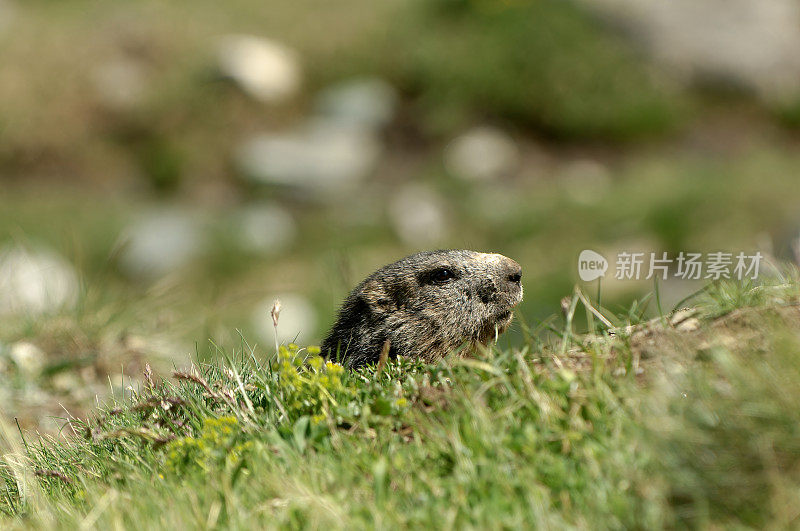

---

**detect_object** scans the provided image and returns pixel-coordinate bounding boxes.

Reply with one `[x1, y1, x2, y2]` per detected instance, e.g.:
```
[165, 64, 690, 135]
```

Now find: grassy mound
[2, 276, 800, 528]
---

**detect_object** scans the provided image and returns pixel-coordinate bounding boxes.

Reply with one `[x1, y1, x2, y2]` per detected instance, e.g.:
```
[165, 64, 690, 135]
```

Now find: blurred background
[2, 0, 800, 431]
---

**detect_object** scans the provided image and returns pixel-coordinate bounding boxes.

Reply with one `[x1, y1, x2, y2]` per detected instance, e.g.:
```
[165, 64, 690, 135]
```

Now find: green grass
[2, 277, 800, 528]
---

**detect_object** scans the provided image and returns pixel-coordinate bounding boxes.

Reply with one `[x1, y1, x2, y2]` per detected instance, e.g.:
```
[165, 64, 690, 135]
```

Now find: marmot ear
[360, 280, 396, 313]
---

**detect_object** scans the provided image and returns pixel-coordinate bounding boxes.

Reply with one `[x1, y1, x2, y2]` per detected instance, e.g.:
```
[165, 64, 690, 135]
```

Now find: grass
[2, 275, 800, 528]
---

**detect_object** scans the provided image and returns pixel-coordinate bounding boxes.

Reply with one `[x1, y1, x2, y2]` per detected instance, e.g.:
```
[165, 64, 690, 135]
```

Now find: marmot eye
[430, 267, 456, 283]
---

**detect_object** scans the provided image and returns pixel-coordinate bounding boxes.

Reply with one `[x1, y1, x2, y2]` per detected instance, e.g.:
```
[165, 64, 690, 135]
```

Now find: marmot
[321, 250, 523, 368]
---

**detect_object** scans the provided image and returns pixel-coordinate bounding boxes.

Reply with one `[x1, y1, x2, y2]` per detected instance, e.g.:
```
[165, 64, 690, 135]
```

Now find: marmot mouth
[476, 309, 514, 343]
[495, 310, 512, 322]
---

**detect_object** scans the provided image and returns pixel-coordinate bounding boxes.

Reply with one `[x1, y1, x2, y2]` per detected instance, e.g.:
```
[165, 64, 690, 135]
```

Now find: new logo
[578, 250, 608, 282]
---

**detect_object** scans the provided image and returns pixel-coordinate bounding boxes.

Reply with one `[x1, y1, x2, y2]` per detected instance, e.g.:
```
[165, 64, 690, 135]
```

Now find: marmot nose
[502, 258, 522, 286]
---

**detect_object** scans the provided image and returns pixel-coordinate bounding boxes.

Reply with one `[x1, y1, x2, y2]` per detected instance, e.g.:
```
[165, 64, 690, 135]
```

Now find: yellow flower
[325, 361, 344, 375]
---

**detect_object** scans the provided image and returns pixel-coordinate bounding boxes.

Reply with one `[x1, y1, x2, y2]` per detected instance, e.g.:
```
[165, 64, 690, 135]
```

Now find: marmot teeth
[322, 249, 523, 368]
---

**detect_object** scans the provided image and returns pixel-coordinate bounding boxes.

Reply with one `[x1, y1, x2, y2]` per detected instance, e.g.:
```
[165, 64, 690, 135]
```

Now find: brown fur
[321, 250, 523, 368]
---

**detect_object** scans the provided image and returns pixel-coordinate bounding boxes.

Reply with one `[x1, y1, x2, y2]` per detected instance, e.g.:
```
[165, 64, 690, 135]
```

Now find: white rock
[235, 203, 297, 254]
[92, 58, 147, 109]
[118, 210, 204, 279]
[252, 294, 317, 346]
[315, 78, 397, 130]
[51, 372, 81, 393]
[216, 34, 301, 102]
[444, 126, 519, 182]
[389, 184, 449, 246]
[0, 245, 79, 316]
[9, 341, 44, 377]
[559, 159, 611, 205]
[237, 119, 381, 192]
[582, 0, 800, 102]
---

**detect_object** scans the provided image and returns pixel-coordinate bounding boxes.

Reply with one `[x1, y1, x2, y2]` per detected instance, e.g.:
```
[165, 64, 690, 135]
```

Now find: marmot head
[322, 250, 523, 368]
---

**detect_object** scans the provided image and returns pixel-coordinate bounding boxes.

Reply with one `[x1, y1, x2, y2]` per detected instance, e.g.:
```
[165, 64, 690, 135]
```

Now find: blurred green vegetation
[1, 0, 800, 431]
[367, 0, 686, 138]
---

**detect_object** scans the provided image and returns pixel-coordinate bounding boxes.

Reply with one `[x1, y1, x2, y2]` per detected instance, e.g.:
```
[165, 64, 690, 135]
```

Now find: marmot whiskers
[322, 250, 523, 368]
